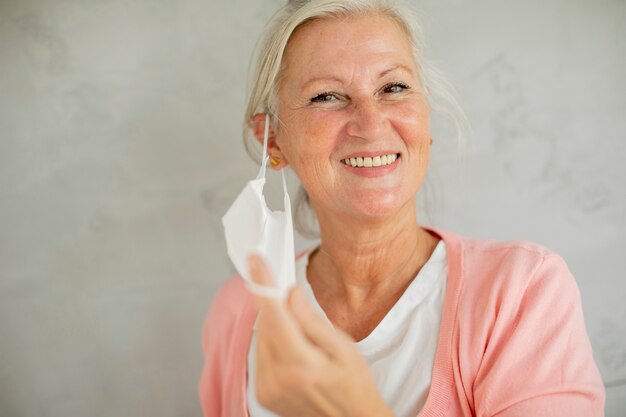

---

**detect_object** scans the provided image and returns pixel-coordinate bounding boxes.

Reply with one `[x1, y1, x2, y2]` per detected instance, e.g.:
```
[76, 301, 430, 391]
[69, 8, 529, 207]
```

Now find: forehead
[280, 13, 416, 84]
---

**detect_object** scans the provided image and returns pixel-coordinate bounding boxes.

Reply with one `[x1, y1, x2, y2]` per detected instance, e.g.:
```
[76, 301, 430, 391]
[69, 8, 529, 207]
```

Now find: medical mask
[221, 114, 296, 300]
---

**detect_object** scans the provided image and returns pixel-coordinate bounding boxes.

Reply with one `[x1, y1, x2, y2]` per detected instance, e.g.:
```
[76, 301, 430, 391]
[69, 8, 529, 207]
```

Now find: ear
[251, 113, 289, 170]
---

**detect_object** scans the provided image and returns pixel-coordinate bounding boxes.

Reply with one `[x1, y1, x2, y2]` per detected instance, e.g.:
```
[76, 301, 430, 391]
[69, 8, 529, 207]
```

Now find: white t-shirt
[247, 240, 448, 417]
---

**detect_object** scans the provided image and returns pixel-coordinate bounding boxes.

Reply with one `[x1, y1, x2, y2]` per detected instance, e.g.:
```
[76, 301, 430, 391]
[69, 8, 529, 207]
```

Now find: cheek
[398, 98, 429, 127]
[390, 101, 431, 147]
[279, 111, 343, 165]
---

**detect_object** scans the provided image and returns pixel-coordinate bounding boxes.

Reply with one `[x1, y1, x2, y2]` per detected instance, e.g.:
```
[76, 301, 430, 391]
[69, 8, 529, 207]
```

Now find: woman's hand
[248, 254, 395, 417]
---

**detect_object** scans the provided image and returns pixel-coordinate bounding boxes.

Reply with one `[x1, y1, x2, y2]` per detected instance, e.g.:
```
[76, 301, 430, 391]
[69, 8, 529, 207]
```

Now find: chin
[349, 192, 409, 219]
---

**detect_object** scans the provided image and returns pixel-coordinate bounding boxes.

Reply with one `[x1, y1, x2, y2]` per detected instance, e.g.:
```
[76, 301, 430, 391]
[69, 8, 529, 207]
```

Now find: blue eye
[382, 82, 410, 94]
[311, 92, 338, 103]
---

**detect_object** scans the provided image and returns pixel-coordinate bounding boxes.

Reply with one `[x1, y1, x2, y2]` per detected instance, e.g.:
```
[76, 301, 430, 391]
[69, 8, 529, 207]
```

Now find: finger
[247, 253, 278, 307]
[248, 254, 311, 354]
[247, 253, 273, 284]
[248, 253, 289, 321]
[287, 287, 355, 360]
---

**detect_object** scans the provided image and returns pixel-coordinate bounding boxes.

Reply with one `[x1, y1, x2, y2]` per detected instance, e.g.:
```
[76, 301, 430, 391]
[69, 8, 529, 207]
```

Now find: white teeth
[342, 153, 398, 168]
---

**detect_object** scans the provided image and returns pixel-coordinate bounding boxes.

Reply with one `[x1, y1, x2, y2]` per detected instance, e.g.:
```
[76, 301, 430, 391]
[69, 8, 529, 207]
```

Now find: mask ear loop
[246, 114, 285, 300]
[280, 168, 290, 211]
[257, 113, 290, 212]
[256, 113, 270, 180]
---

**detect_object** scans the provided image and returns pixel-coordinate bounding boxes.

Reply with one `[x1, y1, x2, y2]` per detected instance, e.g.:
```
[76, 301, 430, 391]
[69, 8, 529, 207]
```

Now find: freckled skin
[274, 13, 432, 222]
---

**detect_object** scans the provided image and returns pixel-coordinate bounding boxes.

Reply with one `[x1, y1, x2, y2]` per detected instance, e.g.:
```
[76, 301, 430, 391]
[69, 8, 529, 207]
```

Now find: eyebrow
[301, 64, 415, 89]
[379, 64, 414, 78]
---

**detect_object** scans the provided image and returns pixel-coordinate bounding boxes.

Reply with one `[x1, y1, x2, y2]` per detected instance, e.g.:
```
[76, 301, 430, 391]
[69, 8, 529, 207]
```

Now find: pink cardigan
[199, 229, 605, 416]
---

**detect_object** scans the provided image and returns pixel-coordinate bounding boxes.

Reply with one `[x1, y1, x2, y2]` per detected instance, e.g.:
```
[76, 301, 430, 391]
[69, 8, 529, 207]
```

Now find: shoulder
[209, 275, 255, 317]
[437, 229, 579, 316]
[465, 235, 572, 286]
[440, 229, 572, 288]
[455, 232, 559, 265]
[201, 275, 257, 352]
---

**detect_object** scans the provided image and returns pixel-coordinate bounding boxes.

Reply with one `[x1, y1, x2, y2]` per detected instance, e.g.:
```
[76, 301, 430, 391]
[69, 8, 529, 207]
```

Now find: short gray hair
[242, 0, 468, 237]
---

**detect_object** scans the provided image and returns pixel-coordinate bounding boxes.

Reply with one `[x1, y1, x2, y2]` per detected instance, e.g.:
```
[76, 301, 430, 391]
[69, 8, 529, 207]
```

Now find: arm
[473, 254, 605, 417]
[198, 278, 250, 417]
[198, 287, 225, 417]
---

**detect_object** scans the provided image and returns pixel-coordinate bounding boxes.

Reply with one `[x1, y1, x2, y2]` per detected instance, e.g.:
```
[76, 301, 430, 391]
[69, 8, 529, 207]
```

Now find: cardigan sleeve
[472, 254, 605, 417]
[198, 282, 229, 416]
[198, 277, 252, 417]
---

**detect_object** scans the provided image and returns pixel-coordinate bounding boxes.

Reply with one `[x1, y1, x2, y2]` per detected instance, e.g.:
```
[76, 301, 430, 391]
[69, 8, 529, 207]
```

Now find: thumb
[247, 253, 282, 310]
[247, 253, 274, 287]
[248, 254, 308, 350]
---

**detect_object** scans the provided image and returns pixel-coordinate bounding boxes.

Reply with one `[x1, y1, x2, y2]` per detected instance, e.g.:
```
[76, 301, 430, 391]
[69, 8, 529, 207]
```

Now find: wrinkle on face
[273, 12, 431, 221]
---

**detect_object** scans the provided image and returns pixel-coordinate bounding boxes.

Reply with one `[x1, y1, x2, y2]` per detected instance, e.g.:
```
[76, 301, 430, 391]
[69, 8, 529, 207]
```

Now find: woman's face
[274, 13, 431, 221]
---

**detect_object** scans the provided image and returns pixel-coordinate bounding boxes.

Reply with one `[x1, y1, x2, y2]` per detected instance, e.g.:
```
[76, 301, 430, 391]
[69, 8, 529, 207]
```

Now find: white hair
[242, 0, 468, 237]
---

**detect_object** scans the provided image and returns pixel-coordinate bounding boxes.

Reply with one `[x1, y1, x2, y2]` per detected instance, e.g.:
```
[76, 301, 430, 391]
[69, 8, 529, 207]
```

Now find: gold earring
[270, 155, 281, 166]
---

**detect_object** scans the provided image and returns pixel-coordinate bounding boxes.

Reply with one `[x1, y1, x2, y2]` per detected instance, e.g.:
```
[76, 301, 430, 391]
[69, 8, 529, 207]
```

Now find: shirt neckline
[295, 240, 446, 350]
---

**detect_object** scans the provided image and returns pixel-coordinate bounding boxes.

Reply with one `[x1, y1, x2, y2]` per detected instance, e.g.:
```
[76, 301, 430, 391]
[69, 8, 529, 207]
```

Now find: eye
[310, 92, 339, 103]
[382, 82, 410, 94]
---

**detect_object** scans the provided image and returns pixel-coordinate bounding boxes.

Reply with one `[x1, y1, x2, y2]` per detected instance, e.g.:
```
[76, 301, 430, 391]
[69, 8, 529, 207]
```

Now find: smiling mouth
[340, 153, 400, 168]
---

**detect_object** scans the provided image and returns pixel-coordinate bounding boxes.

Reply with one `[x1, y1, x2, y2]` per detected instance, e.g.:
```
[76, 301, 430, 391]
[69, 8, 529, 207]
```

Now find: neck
[307, 201, 438, 308]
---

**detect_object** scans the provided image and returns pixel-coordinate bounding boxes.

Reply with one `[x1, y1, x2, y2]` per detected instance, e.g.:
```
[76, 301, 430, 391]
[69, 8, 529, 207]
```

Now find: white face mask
[221, 114, 296, 300]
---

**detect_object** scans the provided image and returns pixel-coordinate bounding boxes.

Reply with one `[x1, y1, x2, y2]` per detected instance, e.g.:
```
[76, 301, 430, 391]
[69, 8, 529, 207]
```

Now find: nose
[345, 97, 387, 141]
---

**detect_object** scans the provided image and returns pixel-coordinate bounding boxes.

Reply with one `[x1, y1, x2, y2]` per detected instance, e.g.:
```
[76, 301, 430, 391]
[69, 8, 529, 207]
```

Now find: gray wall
[0, 0, 624, 416]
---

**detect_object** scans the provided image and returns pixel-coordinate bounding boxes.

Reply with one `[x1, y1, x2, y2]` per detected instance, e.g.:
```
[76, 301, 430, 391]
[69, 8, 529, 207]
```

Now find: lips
[340, 153, 400, 168]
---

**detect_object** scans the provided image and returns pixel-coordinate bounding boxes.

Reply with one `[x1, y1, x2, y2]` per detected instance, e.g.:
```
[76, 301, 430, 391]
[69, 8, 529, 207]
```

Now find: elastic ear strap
[262, 113, 269, 158]
[258, 113, 270, 179]
[280, 167, 289, 202]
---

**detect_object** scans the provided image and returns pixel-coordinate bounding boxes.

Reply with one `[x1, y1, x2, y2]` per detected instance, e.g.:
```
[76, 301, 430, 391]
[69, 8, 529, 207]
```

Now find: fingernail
[248, 254, 260, 272]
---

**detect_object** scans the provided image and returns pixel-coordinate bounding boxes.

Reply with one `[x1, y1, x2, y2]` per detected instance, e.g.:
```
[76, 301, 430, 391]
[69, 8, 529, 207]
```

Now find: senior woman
[199, 0, 605, 416]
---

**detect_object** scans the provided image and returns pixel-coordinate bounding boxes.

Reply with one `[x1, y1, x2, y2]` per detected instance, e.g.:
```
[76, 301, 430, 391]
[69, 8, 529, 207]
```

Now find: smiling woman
[261, 13, 432, 223]
[199, 1, 606, 417]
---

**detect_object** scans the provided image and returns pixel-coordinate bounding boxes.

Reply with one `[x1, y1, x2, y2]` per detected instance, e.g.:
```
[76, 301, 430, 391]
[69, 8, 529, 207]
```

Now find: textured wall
[0, 0, 624, 416]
